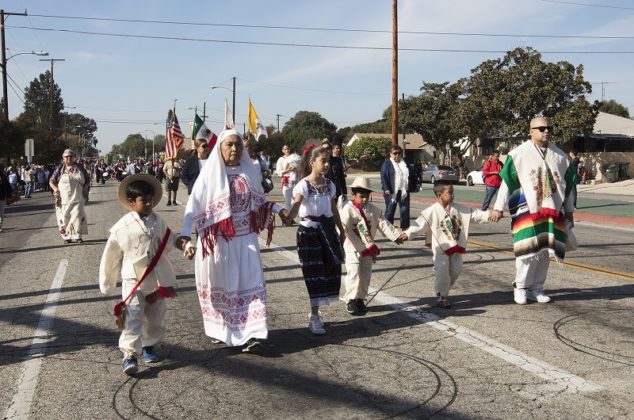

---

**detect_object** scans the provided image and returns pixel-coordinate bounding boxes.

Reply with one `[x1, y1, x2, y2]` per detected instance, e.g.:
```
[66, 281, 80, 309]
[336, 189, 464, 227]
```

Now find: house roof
[348, 133, 428, 149]
[594, 112, 634, 137]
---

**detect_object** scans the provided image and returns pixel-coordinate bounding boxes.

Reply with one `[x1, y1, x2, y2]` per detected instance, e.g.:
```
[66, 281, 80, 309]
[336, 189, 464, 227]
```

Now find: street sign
[24, 138, 35, 163]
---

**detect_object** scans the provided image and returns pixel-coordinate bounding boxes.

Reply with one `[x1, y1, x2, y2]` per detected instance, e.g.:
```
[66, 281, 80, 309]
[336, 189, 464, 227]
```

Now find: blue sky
[5, 0, 634, 153]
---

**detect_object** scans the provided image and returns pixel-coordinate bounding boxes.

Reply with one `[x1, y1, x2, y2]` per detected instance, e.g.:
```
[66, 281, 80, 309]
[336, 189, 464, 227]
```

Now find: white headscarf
[186, 129, 272, 257]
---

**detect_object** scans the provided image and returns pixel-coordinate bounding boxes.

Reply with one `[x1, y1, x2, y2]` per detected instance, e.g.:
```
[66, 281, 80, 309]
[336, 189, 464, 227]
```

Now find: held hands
[176, 235, 196, 260]
[278, 209, 291, 226]
[489, 210, 503, 223]
[395, 232, 408, 244]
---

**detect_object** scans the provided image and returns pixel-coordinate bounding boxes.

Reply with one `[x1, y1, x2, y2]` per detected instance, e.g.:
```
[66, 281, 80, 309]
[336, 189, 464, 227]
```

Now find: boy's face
[352, 190, 371, 205]
[437, 185, 454, 205]
[129, 194, 154, 217]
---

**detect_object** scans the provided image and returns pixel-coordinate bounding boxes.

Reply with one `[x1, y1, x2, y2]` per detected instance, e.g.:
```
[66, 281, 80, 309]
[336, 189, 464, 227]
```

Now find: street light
[211, 76, 236, 123]
[1, 50, 49, 120]
[144, 130, 156, 161]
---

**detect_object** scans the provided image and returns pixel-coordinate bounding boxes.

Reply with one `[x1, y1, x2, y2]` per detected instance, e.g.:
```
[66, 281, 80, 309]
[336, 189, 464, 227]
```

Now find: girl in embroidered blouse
[285, 145, 345, 335]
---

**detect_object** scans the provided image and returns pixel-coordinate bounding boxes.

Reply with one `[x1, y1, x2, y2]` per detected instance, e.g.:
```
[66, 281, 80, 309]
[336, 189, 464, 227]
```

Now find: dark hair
[126, 180, 155, 201]
[351, 187, 371, 195]
[433, 181, 452, 196]
[300, 145, 329, 178]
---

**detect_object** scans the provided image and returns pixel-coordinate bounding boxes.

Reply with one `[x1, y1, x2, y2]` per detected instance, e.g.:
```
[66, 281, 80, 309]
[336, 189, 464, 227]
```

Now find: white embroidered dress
[192, 166, 269, 346]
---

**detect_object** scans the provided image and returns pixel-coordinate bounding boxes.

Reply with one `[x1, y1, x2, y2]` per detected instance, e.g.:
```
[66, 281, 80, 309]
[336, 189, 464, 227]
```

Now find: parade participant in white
[49, 149, 90, 244]
[401, 183, 491, 308]
[339, 177, 402, 315]
[275, 145, 300, 211]
[99, 173, 192, 374]
[178, 129, 289, 353]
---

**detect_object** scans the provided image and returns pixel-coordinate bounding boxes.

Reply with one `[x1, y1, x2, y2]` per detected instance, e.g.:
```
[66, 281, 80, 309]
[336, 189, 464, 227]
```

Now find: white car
[466, 168, 484, 186]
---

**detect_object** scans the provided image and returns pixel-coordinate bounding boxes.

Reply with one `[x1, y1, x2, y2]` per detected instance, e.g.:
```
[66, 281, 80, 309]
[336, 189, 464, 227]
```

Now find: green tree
[21, 71, 64, 136]
[345, 136, 391, 170]
[473, 47, 598, 144]
[599, 99, 629, 118]
[281, 111, 337, 151]
[118, 133, 146, 159]
[398, 83, 461, 149]
[0, 120, 25, 164]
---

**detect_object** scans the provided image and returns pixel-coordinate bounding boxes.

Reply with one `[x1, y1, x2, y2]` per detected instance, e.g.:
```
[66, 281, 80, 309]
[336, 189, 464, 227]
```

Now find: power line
[240, 77, 387, 96]
[9, 25, 634, 54]
[25, 13, 634, 40]
[538, 0, 634, 10]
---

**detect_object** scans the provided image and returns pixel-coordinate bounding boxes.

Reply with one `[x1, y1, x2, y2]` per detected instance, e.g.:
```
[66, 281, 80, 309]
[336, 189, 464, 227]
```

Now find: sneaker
[436, 296, 451, 308]
[142, 346, 162, 363]
[513, 288, 528, 305]
[122, 355, 138, 375]
[356, 299, 367, 313]
[308, 314, 326, 335]
[166, 201, 172, 206]
[527, 288, 551, 303]
[242, 338, 263, 354]
[346, 300, 359, 315]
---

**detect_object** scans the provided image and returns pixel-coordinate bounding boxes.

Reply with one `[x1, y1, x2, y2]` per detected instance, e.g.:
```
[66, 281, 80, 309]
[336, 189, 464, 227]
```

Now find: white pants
[514, 249, 550, 290]
[119, 289, 166, 358]
[282, 185, 294, 211]
[343, 253, 373, 301]
[433, 252, 463, 297]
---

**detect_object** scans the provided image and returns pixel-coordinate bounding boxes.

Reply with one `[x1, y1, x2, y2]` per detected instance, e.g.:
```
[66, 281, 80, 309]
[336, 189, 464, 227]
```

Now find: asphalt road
[1, 181, 633, 419]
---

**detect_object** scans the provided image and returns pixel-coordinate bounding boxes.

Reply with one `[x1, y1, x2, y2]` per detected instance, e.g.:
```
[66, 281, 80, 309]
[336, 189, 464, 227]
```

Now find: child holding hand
[99, 174, 195, 375]
[339, 177, 403, 315]
[399, 182, 492, 308]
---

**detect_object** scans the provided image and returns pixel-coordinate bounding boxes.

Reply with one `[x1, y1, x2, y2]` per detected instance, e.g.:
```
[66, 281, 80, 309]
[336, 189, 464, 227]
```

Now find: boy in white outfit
[400, 182, 491, 308]
[340, 177, 403, 315]
[99, 173, 195, 375]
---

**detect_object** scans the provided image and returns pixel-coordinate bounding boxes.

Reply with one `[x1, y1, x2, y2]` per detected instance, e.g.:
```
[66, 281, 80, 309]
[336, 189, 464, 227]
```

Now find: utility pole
[202, 101, 207, 122]
[40, 58, 65, 135]
[1, 9, 28, 121]
[391, 0, 398, 146]
[232, 76, 236, 124]
[276, 114, 281, 132]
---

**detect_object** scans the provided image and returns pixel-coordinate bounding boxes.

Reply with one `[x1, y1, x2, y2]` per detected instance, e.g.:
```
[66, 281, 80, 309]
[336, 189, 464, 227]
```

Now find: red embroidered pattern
[197, 284, 267, 331]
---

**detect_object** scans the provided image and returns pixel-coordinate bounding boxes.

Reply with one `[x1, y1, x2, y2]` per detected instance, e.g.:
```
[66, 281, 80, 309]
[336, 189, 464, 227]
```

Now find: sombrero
[117, 173, 163, 209]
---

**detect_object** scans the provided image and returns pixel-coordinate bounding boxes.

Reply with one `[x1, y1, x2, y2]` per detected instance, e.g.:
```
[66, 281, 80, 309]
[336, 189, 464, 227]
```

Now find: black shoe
[166, 201, 172, 206]
[346, 300, 359, 314]
[242, 339, 262, 354]
[356, 299, 368, 313]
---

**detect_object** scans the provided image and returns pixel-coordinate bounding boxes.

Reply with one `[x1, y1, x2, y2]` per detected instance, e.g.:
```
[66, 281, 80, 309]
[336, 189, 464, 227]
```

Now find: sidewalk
[346, 172, 634, 227]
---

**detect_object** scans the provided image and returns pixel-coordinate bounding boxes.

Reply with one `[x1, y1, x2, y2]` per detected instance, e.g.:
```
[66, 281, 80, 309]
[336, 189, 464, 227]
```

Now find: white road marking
[262, 239, 602, 394]
[5, 259, 69, 420]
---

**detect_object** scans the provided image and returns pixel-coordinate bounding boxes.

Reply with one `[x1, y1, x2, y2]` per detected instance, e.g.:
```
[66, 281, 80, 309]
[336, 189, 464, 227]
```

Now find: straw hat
[117, 173, 163, 209]
[350, 177, 373, 192]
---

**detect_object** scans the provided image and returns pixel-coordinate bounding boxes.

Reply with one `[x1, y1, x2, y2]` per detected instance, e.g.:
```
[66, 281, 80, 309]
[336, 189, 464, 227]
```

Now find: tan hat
[350, 177, 373, 192]
[118, 173, 163, 209]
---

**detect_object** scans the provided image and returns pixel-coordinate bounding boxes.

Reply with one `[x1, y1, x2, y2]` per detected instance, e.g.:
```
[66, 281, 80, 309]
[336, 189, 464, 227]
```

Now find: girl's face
[129, 194, 154, 218]
[437, 186, 454, 206]
[310, 152, 330, 176]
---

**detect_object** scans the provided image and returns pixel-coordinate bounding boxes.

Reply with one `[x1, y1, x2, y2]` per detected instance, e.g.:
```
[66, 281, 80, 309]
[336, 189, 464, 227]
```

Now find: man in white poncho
[177, 129, 289, 353]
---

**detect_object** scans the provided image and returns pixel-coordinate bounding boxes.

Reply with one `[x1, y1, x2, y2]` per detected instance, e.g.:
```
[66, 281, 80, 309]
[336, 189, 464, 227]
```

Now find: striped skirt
[296, 224, 342, 306]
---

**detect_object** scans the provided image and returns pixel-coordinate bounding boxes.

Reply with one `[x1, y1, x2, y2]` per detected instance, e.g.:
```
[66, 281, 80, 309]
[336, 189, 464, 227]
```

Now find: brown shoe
[436, 296, 451, 309]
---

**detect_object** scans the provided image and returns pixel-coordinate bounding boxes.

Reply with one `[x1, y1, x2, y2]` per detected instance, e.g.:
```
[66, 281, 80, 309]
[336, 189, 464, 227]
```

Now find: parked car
[421, 164, 459, 184]
[466, 168, 485, 186]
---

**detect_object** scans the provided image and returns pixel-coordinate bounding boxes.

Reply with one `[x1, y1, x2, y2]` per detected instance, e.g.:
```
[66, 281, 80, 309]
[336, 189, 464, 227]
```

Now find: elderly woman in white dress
[49, 149, 90, 244]
[177, 129, 289, 354]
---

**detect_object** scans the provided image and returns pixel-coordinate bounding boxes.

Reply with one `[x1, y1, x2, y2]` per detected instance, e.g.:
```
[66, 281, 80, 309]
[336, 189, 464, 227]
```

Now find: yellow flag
[248, 99, 258, 133]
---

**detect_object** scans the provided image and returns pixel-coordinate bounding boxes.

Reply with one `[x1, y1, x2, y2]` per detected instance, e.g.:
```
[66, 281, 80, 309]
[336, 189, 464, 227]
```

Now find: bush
[345, 137, 391, 170]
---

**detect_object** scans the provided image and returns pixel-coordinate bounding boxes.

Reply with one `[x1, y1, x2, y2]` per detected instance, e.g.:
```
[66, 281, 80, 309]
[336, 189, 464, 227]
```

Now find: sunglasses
[391, 151, 401, 155]
[531, 126, 553, 133]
